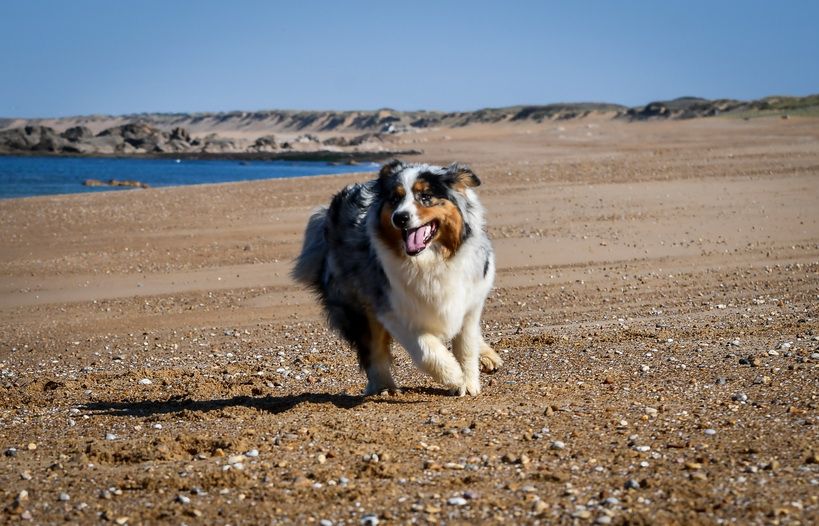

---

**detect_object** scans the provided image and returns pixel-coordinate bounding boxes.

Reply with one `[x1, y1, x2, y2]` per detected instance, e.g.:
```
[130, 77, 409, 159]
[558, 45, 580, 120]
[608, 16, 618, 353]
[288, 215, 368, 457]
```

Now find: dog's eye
[390, 193, 402, 205]
[418, 193, 433, 206]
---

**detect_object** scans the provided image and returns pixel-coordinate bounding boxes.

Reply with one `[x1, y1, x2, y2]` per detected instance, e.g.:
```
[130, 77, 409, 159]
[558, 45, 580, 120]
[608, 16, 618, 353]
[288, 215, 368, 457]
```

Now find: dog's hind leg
[380, 315, 465, 393]
[452, 309, 483, 396]
[363, 315, 398, 396]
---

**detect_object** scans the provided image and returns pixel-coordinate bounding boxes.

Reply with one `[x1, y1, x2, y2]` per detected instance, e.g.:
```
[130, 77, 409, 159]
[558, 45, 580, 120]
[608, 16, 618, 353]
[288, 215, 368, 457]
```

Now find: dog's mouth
[402, 221, 438, 256]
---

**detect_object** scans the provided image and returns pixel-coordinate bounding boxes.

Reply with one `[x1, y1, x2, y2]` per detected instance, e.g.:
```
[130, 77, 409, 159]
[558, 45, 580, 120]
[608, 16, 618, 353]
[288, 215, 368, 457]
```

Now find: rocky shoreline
[0, 123, 420, 160]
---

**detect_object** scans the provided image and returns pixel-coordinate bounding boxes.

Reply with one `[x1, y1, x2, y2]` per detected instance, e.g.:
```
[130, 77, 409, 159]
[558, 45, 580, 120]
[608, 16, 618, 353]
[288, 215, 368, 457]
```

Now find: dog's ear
[378, 159, 404, 180]
[444, 162, 480, 191]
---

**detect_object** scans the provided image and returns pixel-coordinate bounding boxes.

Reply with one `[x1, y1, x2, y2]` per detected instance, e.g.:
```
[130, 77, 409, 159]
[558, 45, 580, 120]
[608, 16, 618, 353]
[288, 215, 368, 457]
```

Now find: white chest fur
[378, 241, 492, 340]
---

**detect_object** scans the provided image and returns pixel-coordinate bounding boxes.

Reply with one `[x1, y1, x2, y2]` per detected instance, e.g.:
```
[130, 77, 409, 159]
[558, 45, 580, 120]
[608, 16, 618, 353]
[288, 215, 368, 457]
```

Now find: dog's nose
[392, 211, 410, 229]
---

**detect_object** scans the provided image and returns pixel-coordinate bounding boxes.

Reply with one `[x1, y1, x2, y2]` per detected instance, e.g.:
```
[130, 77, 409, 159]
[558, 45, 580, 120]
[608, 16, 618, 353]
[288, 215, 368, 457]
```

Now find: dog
[292, 160, 502, 396]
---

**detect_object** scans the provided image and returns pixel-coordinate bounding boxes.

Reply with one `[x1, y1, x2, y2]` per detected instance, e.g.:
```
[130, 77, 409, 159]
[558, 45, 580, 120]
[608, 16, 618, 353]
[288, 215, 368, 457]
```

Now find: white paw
[363, 379, 398, 397]
[453, 377, 481, 397]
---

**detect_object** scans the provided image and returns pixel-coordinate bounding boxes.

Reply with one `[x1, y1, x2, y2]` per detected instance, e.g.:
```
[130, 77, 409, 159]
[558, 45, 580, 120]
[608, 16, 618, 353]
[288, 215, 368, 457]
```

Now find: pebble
[317, 453, 327, 464]
[704, 429, 717, 436]
[448, 496, 468, 506]
[572, 510, 592, 519]
[634, 445, 651, 452]
[320, 521, 333, 526]
[152, 423, 162, 430]
[26, 442, 37, 451]
[360, 514, 379, 526]
[732, 393, 748, 403]
[596, 516, 612, 524]
[5, 447, 17, 457]
[58, 492, 70, 501]
[625, 479, 641, 490]
[138, 378, 152, 385]
[640, 365, 650, 373]
[227, 454, 247, 465]
[105, 433, 117, 441]
[115, 517, 130, 525]
[603, 497, 620, 506]
[246, 449, 259, 458]
[811, 353, 819, 360]
[551, 440, 566, 450]
[20, 470, 32, 480]
[176, 494, 191, 505]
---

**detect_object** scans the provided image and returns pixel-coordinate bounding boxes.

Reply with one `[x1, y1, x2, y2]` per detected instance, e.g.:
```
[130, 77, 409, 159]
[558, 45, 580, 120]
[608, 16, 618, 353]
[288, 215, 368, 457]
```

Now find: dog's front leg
[379, 316, 464, 392]
[452, 308, 483, 396]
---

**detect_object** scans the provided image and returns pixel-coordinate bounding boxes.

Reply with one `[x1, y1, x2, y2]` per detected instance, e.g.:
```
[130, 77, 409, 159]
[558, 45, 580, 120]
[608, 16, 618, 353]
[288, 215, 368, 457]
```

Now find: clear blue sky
[1, 0, 817, 118]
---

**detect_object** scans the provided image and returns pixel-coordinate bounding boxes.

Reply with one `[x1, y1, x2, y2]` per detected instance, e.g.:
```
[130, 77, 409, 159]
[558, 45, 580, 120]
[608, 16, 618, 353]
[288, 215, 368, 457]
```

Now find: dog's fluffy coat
[293, 160, 501, 395]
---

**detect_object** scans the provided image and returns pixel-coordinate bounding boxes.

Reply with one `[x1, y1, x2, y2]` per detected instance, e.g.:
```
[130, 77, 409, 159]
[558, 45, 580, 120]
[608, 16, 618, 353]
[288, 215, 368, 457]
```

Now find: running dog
[292, 160, 502, 395]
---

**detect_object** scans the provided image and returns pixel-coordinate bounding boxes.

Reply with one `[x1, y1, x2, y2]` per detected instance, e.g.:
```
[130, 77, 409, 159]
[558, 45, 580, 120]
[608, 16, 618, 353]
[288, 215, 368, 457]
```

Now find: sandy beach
[1, 116, 818, 524]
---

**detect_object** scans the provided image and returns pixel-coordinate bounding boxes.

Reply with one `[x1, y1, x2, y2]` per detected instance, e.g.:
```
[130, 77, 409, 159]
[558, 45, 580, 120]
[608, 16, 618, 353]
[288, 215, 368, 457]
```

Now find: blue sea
[0, 156, 377, 199]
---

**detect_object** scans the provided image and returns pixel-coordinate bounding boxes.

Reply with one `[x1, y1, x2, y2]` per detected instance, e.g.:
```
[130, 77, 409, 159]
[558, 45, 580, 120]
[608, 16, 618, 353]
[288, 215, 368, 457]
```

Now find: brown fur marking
[378, 202, 404, 257]
[416, 199, 464, 258]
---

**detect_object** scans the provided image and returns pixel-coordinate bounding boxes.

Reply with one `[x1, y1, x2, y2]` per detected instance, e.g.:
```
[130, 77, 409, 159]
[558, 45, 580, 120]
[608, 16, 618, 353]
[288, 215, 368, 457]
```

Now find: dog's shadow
[81, 389, 440, 418]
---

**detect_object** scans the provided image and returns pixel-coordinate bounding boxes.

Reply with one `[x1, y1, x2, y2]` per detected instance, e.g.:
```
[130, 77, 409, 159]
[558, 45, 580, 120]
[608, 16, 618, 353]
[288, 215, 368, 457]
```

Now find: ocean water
[0, 156, 377, 199]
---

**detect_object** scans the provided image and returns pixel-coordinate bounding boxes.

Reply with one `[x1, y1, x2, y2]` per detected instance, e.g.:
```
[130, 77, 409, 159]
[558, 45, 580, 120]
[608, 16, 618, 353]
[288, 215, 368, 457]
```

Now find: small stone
[544, 405, 555, 416]
[634, 445, 651, 452]
[685, 462, 703, 470]
[152, 423, 162, 430]
[138, 378, 152, 385]
[640, 365, 650, 373]
[596, 516, 612, 525]
[17, 490, 29, 502]
[5, 447, 17, 457]
[176, 494, 191, 505]
[704, 429, 717, 436]
[317, 453, 327, 464]
[811, 352, 819, 360]
[572, 509, 592, 519]
[690, 471, 708, 481]
[20, 470, 32, 480]
[532, 500, 548, 514]
[360, 514, 379, 526]
[551, 440, 566, 450]
[20, 511, 32, 521]
[448, 496, 468, 506]
[227, 454, 247, 465]
[625, 479, 641, 490]
[731, 393, 748, 403]
[26, 443, 37, 451]
[320, 521, 333, 526]
[105, 433, 117, 441]
[114, 518, 129, 525]
[58, 492, 70, 501]
[246, 449, 259, 458]
[644, 407, 658, 417]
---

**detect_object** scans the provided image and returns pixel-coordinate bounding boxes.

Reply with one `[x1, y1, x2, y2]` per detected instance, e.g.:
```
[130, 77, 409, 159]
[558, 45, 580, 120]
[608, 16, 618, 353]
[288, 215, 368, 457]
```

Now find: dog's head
[376, 160, 481, 258]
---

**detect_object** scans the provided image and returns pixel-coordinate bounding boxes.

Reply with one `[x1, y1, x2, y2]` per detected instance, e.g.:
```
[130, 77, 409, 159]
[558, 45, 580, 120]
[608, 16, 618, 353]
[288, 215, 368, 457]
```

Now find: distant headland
[1, 94, 816, 160]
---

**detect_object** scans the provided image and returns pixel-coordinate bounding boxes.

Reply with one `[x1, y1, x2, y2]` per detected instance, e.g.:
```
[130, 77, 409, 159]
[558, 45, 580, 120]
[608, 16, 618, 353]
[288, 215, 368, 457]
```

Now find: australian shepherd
[292, 160, 502, 396]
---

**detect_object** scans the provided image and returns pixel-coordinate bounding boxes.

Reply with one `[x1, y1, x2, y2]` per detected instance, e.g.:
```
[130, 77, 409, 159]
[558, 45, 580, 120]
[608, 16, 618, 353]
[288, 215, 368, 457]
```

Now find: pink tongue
[406, 224, 430, 253]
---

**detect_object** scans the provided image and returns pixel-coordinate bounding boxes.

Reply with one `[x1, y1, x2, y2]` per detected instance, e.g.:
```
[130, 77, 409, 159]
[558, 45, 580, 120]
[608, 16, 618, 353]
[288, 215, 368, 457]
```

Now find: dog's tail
[291, 207, 329, 291]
